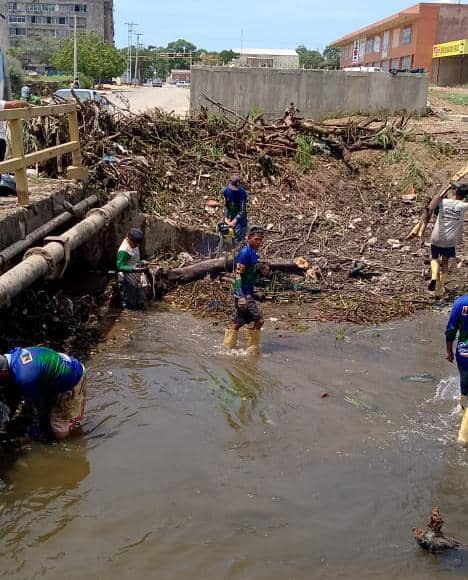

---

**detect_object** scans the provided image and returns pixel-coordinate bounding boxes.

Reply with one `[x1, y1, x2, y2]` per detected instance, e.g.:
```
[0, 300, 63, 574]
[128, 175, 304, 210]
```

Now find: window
[74, 4, 87, 12]
[58, 16, 66, 24]
[246, 57, 274, 68]
[401, 55, 413, 69]
[381, 60, 389, 72]
[392, 28, 400, 48]
[390, 58, 400, 70]
[402, 26, 412, 45]
[9, 15, 26, 23]
[365, 38, 374, 54]
[9, 27, 27, 36]
[373, 35, 381, 53]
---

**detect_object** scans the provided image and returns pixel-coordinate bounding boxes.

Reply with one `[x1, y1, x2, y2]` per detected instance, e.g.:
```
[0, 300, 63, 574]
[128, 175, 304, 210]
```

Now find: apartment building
[7, 0, 114, 46]
[0, 1, 9, 51]
[330, 2, 468, 76]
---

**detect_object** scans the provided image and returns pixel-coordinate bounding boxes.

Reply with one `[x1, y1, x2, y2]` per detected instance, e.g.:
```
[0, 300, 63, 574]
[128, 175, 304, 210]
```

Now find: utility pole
[125, 22, 137, 84]
[73, 14, 78, 80]
[134, 32, 143, 86]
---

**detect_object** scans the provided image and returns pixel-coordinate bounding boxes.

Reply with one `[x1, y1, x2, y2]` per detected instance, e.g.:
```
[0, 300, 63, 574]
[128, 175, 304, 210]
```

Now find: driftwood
[162, 257, 309, 284]
[413, 507, 466, 553]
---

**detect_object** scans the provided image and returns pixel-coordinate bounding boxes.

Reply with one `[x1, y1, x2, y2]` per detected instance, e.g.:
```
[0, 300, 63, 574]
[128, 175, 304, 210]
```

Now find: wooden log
[164, 257, 309, 284]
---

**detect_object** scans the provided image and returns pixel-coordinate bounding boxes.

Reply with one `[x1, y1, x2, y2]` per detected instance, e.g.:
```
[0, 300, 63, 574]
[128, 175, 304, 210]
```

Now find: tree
[9, 37, 60, 70]
[53, 32, 127, 81]
[218, 50, 239, 65]
[323, 46, 341, 69]
[166, 39, 197, 54]
[296, 45, 323, 69]
[6, 55, 24, 96]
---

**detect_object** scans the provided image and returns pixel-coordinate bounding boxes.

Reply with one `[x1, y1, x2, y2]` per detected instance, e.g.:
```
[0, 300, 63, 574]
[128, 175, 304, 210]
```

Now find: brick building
[330, 2, 468, 75]
[6, 0, 114, 47]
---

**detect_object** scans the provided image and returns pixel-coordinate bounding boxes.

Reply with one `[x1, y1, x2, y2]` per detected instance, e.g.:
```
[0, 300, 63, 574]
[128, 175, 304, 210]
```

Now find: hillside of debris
[24, 97, 468, 325]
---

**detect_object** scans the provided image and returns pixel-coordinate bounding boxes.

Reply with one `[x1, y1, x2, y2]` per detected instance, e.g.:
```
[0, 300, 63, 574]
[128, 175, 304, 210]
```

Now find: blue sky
[114, 0, 464, 51]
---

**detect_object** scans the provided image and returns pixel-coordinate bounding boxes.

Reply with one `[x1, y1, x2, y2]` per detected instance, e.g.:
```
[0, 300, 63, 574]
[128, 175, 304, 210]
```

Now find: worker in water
[117, 228, 148, 310]
[20, 86, 42, 106]
[0, 98, 29, 162]
[0, 346, 86, 441]
[223, 176, 248, 245]
[428, 180, 468, 298]
[224, 226, 269, 355]
[445, 295, 468, 444]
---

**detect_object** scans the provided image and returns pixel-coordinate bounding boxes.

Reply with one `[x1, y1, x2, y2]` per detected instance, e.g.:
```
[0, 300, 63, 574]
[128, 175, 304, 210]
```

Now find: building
[169, 69, 191, 84]
[0, 1, 9, 51]
[432, 38, 467, 86]
[231, 48, 299, 69]
[330, 3, 468, 76]
[7, 0, 114, 47]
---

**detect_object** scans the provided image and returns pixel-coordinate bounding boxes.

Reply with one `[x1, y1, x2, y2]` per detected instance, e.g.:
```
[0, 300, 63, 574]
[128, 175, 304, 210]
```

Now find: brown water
[1, 308, 468, 580]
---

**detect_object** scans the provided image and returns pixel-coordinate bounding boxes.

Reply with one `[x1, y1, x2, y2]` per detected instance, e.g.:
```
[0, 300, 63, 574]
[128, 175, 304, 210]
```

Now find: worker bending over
[445, 295, 468, 444]
[224, 226, 269, 355]
[0, 346, 86, 441]
[223, 176, 248, 245]
[117, 228, 148, 310]
[428, 180, 468, 298]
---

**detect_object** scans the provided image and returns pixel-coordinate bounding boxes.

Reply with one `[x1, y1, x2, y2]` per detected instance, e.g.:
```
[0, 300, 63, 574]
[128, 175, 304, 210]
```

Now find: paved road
[108, 86, 190, 116]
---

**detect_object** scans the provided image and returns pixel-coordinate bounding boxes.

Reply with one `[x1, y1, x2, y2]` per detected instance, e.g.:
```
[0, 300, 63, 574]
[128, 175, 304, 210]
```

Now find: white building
[231, 48, 299, 69]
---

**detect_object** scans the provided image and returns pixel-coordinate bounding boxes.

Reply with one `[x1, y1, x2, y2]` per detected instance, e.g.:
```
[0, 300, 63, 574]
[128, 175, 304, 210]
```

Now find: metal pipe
[0, 193, 131, 307]
[0, 195, 99, 268]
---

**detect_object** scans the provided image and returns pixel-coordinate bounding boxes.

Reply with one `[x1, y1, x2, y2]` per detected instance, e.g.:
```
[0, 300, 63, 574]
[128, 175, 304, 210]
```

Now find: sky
[114, 0, 465, 51]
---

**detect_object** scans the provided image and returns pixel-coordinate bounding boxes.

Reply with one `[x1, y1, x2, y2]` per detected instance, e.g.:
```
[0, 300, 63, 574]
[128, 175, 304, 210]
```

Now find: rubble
[23, 97, 467, 326]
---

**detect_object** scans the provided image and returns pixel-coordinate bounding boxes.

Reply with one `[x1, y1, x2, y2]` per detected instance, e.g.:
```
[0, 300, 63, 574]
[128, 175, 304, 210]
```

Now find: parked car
[175, 80, 190, 87]
[152, 78, 163, 87]
[52, 88, 112, 110]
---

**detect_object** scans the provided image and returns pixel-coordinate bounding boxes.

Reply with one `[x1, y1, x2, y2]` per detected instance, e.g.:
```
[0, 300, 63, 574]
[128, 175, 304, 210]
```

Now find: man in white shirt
[429, 180, 468, 297]
[0, 99, 28, 162]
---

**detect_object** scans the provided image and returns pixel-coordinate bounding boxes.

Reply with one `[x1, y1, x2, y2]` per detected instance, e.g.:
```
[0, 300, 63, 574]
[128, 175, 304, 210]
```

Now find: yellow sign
[433, 39, 468, 59]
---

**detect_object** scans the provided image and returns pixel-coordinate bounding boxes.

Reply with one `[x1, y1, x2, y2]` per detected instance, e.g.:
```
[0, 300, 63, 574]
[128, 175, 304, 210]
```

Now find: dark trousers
[0, 139, 6, 162]
[120, 279, 145, 310]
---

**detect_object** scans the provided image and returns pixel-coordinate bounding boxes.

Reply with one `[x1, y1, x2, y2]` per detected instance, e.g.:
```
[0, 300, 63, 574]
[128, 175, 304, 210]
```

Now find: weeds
[294, 134, 318, 169]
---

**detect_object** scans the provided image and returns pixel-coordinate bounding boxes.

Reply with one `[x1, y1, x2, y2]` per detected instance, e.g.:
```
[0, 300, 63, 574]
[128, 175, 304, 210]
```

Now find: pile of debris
[23, 97, 465, 325]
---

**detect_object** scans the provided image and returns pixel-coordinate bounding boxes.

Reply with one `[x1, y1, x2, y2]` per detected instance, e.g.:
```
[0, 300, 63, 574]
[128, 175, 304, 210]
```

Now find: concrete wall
[191, 66, 428, 119]
[433, 56, 468, 87]
[437, 5, 468, 44]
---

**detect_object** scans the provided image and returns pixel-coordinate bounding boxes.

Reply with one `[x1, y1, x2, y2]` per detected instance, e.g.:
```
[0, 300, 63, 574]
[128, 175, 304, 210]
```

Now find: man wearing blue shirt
[445, 295, 468, 443]
[0, 347, 86, 441]
[223, 176, 248, 245]
[224, 226, 269, 354]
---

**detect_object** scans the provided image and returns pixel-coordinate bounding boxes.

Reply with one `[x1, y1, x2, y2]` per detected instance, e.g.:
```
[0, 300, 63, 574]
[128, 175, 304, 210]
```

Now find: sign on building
[433, 39, 467, 59]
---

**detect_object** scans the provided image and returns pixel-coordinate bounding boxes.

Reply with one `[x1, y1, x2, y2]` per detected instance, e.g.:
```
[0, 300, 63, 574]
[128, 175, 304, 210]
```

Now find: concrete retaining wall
[191, 66, 429, 119]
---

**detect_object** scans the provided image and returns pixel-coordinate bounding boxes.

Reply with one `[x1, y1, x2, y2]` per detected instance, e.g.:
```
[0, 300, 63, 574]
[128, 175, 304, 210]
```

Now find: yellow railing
[0, 103, 88, 206]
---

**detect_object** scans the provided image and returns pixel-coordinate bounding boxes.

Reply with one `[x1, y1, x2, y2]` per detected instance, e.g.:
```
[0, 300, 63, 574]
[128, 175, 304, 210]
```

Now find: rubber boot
[245, 328, 261, 356]
[224, 328, 239, 350]
[461, 395, 468, 411]
[435, 272, 447, 299]
[428, 259, 440, 292]
[458, 408, 468, 445]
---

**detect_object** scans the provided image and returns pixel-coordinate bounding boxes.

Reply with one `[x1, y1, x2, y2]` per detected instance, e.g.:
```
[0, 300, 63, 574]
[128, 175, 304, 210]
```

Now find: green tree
[218, 50, 239, 65]
[9, 37, 60, 70]
[53, 32, 127, 81]
[6, 55, 24, 96]
[166, 39, 197, 54]
[296, 45, 323, 69]
[323, 45, 341, 69]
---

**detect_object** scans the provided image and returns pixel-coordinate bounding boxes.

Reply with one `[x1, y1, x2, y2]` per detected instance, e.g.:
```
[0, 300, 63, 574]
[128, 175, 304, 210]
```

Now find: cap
[129, 228, 144, 243]
[229, 176, 240, 189]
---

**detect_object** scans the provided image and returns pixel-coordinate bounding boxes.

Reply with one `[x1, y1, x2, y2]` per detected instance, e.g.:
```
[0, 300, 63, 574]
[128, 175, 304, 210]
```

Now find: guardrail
[0, 103, 88, 206]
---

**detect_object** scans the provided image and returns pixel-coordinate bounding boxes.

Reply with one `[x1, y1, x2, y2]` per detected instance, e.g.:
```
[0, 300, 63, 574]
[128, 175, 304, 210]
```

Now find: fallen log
[163, 256, 309, 284]
[413, 507, 466, 553]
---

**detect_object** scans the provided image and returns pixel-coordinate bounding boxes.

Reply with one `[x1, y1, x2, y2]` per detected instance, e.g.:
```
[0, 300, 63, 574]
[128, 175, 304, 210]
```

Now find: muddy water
[1, 308, 468, 580]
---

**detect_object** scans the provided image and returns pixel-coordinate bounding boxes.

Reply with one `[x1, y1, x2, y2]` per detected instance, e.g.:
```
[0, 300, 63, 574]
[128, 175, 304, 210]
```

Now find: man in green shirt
[117, 228, 148, 310]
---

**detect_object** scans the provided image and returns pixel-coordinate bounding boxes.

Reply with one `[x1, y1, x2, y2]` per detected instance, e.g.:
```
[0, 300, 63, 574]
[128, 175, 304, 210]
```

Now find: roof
[232, 48, 298, 57]
[330, 2, 428, 47]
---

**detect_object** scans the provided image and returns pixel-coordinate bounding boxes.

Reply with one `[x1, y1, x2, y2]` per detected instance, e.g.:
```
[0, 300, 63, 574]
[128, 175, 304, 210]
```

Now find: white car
[175, 80, 190, 87]
[53, 88, 112, 110]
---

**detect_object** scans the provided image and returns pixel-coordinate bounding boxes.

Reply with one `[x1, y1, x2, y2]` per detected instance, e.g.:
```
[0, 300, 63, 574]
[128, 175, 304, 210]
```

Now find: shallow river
[1, 308, 468, 579]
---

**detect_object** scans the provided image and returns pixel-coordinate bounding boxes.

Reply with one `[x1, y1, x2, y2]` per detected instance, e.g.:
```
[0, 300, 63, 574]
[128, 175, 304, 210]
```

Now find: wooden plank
[8, 118, 29, 206]
[0, 103, 76, 121]
[67, 110, 83, 168]
[0, 142, 79, 172]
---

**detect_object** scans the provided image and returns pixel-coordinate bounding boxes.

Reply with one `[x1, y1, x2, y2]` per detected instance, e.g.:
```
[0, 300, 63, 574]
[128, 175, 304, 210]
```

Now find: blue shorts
[456, 347, 468, 396]
[431, 245, 456, 259]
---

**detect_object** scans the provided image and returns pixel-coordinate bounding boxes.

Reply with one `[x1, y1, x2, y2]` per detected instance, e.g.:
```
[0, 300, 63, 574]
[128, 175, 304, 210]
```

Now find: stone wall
[190, 66, 428, 119]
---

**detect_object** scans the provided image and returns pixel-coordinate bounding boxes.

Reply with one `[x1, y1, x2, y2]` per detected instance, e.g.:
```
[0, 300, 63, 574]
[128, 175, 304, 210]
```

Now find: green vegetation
[53, 32, 127, 81]
[294, 134, 318, 169]
[296, 44, 340, 70]
[5, 55, 24, 96]
[446, 92, 468, 106]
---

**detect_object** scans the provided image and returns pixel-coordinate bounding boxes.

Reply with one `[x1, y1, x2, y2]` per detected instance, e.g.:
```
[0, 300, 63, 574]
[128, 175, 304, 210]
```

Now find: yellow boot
[245, 328, 261, 356]
[224, 328, 239, 350]
[458, 408, 468, 445]
[428, 259, 440, 292]
[435, 272, 448, 299]
[461, 395, 468, 410]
